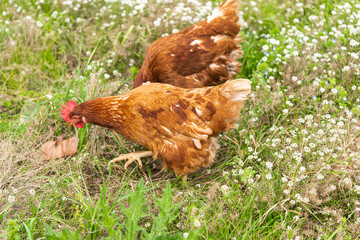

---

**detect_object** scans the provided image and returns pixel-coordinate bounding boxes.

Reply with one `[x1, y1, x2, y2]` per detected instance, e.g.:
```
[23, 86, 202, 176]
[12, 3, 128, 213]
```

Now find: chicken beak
[67, 122, 74, 127]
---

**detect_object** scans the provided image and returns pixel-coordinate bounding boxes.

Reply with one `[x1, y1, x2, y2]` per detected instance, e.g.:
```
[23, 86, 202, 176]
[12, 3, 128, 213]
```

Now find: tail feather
[205, 0, 242, 82]
[207, 0, 239, 24]
[220, 79, 251, 102]
[200, 78, 251, 133]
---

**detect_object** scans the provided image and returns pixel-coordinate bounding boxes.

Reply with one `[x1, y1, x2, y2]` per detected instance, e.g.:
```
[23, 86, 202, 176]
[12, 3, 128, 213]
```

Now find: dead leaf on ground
[40, 134, 79, 160]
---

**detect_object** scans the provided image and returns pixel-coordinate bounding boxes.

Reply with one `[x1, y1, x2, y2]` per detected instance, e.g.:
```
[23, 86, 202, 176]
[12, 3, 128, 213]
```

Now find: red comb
[60, 100, 77, 122]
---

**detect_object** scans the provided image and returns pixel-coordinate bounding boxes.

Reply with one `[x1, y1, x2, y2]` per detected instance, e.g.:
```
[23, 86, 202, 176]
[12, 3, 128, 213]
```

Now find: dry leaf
[40, 135, 79, 160]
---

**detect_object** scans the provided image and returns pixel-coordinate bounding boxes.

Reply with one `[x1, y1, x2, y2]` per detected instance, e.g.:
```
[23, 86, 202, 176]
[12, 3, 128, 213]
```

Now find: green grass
[1, 0, 360, 239]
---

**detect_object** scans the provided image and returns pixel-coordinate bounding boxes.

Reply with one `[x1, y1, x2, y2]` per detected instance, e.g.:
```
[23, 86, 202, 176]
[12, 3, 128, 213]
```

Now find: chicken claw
[109, 151, 152, 169]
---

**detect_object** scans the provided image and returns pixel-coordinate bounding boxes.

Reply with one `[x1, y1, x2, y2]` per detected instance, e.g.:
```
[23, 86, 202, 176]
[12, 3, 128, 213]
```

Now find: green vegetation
[1, 0, 360, 239]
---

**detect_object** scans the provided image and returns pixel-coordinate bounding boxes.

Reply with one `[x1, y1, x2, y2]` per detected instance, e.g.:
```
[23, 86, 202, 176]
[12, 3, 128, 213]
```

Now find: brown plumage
[61, 79, 251, 179]
[133, 0, 243, 88]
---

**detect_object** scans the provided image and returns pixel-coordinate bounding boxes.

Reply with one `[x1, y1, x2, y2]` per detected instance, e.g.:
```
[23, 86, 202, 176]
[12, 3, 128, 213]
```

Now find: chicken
[60, 79, 250, 180]
[133, 0, 242, 88]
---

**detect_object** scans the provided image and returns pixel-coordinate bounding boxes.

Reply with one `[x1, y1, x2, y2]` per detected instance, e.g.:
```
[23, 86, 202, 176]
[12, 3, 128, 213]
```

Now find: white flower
[8, 195, 15, 202]
[295, 2, 303, 8]
[355, 185, 360, 194]
[283, 109, 288, 114]
[183, 233, 189, 239]
[308, 15, 318, 22]
[262, 45, 269, 51]
[46, 94, 53, 100]
[317, 174, 324, 180]
[284, 189, 290, 195]
[29, 189, 36, 196]
[290, 143, 298, 148]
[343, 66, 350, 71]
[331, 88, 338, 94]
[343, 178, 352, 186]
[51, 11, 58, 18]
[265, 173, 272, 180]
[295, 194, 302, 200]
[291, 76, 298, 81]
[268, 38, 279, 45]
[351, 53, 359, 59]
[337, 121, 344, 127]
[282, 176, 288, 183]
[250, 1, 257, 7]
[220, 185, 230, 194]
[104, 73, 110, 79]
[265, 162, 273, 169]
[350, 39, 359, 47]
[309, 188, 317, 195]
[194, 219, 201, 228]
[36, 21, 43, 28]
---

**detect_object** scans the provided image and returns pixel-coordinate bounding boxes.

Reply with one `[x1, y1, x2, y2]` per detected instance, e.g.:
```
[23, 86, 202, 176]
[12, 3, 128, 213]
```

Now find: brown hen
[61, 79, 250, 180]
[133, 0, 243, 88]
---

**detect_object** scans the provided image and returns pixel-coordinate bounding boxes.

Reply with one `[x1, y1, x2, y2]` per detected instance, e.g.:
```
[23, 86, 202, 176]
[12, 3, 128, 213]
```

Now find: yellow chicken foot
[109, 151, 152, 169]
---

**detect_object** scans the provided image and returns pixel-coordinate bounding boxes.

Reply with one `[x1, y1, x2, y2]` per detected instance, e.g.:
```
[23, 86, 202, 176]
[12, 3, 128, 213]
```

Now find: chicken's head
[60, 101, 86, 128]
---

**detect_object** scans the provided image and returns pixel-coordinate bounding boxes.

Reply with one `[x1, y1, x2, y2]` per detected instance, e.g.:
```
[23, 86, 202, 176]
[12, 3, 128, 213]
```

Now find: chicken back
[134, 0, 243, 88]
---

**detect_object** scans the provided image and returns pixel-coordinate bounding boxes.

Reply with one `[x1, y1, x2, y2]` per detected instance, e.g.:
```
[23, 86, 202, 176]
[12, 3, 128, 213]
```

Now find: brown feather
[70, 79, 251, 177]
[133, 0, 243, 88]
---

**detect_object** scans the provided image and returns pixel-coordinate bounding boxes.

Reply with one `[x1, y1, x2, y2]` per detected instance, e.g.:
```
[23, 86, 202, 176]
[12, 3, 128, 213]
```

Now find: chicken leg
[181, 175, 187, 183]
[109, 151, 152, 169]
